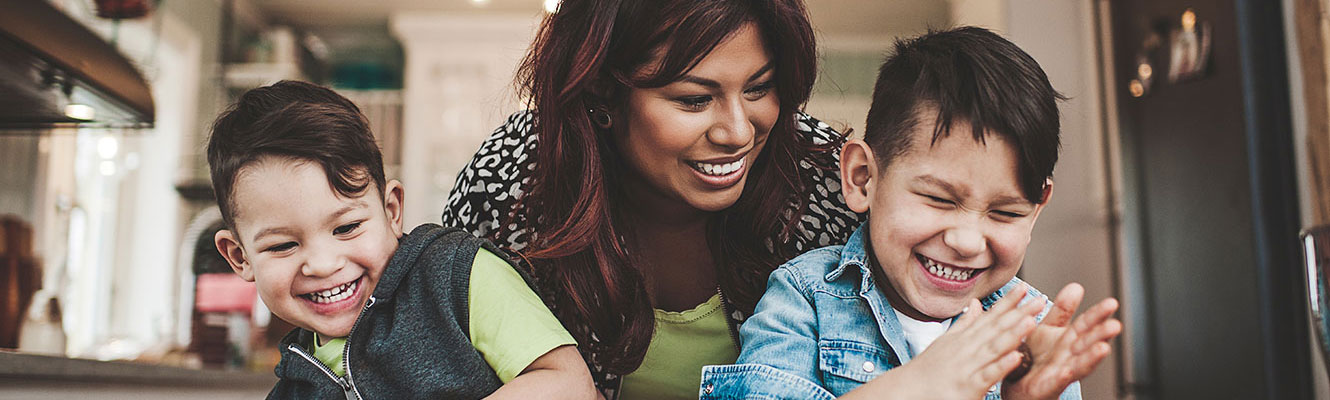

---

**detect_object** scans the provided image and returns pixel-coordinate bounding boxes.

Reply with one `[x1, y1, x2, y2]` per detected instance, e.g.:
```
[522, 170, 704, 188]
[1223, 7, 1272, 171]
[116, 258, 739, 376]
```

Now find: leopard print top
[441, 110, 863, 398]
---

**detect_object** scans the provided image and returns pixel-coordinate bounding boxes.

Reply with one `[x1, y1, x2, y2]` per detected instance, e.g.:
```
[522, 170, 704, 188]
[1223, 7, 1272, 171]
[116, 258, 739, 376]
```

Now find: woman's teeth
[692, 159, 744, 176]
[922, 256, 975, 281]
[305, 280, 358, 304]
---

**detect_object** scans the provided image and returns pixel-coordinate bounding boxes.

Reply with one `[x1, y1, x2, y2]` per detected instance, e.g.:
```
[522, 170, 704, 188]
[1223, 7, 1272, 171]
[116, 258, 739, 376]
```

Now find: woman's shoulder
[440, 110, 538, 243]
[783, 112, 863, 256]
[477, 110, 539, 156]
[793, 111, 843, 146]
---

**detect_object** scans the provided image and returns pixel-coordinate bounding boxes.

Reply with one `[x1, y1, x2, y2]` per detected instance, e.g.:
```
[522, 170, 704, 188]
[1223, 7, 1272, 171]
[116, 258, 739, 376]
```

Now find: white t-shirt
[893, 309, 952, 356]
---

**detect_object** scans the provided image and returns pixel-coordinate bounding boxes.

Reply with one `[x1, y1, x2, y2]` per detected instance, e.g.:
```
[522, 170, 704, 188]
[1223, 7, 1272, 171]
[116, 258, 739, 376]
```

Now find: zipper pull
[364, 296, 376, 309]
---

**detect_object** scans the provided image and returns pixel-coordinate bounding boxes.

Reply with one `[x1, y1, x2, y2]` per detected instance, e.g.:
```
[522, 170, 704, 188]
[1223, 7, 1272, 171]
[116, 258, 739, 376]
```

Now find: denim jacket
[699, 224, 1081, 400]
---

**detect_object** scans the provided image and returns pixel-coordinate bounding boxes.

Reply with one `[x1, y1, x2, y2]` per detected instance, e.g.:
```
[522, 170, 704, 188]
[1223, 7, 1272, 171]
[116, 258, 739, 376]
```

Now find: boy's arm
[1003, 283, 1122, 400]
[485, 345, 598, 400]
[468, 249, 597, 399]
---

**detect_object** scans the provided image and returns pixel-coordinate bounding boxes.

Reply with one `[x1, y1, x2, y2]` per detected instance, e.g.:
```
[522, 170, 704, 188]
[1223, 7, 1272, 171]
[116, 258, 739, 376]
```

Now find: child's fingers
[980, 313, 1036, 359]
[1066, 342, 1113, 379]
[1041, 283, 1085, 328]
[950, 298, 984, 332]
[1019, 294, 1046, 317]
[986, 283, 1030, 315]
[1071, 297, 1120, 337]
[1073, 318, 1122, 353]
[966, 288, 1041, 352]
[977, 351, 1025, 388]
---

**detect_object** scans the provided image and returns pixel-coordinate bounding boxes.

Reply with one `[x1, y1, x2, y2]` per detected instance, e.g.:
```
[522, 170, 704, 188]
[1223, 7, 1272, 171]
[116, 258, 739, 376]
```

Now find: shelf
[0, 350, 276, 388]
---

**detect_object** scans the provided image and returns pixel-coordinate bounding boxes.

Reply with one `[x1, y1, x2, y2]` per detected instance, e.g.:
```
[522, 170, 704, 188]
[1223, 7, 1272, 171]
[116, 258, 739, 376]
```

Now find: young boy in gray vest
[207, 80, 596, 399]
[701, 27, 1122, 400]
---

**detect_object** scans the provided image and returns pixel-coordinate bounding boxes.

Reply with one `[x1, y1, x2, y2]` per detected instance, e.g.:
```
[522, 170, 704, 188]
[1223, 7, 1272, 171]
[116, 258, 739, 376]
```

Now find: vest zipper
[286, 343, 354, 397]
[339, 295, 377, 400]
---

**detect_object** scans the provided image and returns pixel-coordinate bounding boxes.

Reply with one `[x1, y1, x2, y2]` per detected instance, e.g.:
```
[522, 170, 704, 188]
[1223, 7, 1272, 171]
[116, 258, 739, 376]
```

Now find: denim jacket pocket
[818, 339, 894, 396]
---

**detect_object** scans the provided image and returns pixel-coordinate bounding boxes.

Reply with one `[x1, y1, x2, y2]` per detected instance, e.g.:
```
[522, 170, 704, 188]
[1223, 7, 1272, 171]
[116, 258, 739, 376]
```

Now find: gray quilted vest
[266, 224, 509, 399]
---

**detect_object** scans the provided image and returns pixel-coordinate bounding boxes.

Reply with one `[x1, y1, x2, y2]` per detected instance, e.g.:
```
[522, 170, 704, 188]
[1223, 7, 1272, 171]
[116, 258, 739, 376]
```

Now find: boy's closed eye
[333, 221, 362, 236]
[265, 241, 297, 253]
[919, 193, 1031, 221]
[921, 193, 957, 207]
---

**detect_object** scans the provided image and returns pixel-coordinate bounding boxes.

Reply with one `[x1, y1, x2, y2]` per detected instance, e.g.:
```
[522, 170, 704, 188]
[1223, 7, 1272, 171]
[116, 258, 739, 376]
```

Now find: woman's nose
[708, 99, 755, 149]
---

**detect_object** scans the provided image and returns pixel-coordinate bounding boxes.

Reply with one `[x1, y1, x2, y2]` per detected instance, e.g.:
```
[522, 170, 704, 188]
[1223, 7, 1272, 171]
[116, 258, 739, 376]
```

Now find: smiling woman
[440, 0, 863, 399]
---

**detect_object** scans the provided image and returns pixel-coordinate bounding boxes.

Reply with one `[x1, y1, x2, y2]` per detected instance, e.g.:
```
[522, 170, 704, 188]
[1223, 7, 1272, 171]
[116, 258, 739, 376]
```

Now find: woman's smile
[687, 153, 748, 189]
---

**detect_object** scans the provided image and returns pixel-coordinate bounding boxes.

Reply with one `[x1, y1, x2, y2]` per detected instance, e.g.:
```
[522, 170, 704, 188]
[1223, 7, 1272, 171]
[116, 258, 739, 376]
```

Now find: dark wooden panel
[1109, 0, 1309, 398]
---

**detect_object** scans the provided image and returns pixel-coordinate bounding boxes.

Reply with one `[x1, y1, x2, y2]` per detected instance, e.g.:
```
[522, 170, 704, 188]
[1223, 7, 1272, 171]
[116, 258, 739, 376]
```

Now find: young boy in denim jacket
[207, 81, 597, 399]
[700, 27, 1122, 400]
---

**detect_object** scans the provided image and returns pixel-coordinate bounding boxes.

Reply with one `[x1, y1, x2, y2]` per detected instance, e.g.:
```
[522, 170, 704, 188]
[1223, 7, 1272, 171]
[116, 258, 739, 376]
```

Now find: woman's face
[613, 22, 780, 215]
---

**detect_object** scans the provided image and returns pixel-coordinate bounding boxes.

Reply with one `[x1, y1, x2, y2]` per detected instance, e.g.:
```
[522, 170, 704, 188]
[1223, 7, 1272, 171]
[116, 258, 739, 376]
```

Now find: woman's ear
[841, 139, 878, 214]
[215, 229, 253, 281]
[383, 179, 405, 238]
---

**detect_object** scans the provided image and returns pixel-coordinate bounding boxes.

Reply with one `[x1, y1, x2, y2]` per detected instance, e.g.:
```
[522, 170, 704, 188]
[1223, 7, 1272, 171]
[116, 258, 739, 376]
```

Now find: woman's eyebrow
[747, 62, 775, 82]
[676, 62, 776, 88]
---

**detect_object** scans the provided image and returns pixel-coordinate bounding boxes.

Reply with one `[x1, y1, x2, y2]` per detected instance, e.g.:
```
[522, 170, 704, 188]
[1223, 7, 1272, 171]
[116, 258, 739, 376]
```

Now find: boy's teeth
[922, 256, 974, 281]
[693, 159, 743, 176]
[307, 280, 358, 304]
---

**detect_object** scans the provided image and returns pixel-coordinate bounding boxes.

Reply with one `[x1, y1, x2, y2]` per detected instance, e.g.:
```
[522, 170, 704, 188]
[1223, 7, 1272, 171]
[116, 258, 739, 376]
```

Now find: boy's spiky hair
[864, 26, 1064, 203]
[206, 80, 385, 230]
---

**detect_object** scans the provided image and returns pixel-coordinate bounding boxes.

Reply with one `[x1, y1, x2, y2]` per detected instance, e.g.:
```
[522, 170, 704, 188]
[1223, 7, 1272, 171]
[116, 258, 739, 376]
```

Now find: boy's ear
[1029, 178, 1055, 222]
[383, 179, 405, 238]
[840, 139, 877, 214]
[215, 229, 254, 282]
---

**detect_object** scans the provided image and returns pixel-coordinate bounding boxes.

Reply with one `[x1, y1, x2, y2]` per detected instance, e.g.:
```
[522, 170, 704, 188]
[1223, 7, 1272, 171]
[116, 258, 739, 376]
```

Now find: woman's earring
[588, 107, 613, 130]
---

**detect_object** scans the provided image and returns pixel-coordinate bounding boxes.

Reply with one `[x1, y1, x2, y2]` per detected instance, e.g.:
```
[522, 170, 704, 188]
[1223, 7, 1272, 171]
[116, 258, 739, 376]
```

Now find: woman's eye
[334, 222, 361, 235]
[744, 82, 774, 99]
[676, 95, 712, 110]
[265, 242, 297, 253]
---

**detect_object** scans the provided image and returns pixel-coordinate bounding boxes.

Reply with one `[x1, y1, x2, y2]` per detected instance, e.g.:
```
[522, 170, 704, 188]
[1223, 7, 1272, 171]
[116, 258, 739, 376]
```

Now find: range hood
[0, 0, 154, 130]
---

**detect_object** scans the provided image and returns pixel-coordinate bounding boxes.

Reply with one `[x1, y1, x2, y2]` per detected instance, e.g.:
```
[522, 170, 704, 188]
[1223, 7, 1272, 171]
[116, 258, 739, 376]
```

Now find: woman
[442, 0, 861, 398]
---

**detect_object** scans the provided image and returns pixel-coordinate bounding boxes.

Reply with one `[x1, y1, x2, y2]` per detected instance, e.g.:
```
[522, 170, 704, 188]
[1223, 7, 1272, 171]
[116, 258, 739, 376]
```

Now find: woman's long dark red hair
[509, 0, 820, 374]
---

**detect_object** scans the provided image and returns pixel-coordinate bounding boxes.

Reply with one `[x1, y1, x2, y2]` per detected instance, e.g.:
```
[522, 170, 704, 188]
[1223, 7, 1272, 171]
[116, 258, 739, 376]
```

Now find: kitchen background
[0, 0, 1326, 399]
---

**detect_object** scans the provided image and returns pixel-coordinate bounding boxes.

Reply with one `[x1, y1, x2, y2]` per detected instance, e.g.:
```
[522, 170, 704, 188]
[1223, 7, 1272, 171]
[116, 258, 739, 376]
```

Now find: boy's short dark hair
[207, 80, 385, 230]
[864, 26, 1063, 203]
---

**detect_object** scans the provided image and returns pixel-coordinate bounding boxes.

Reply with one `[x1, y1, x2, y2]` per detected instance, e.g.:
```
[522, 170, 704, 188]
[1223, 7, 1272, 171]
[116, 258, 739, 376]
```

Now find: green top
[619, 293, 740, 400]
[311, 248, 574, 382]
[312, 333, 346, 377]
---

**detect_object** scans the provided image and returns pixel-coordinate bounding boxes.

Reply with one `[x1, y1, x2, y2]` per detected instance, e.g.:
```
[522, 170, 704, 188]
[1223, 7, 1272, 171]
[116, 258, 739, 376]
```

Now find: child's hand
[1003, 283, 1122, 400]
[887, 284, 1044, 399]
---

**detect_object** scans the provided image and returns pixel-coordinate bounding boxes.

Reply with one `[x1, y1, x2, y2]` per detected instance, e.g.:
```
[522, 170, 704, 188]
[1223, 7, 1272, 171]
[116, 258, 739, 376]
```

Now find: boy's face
[840, 116, 1051, 321]
[215, 156, 404, 339]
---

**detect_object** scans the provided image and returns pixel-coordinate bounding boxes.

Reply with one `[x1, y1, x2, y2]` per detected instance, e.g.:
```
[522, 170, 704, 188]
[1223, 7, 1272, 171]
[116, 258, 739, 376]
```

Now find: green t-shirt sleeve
[468, 248, 577, 383]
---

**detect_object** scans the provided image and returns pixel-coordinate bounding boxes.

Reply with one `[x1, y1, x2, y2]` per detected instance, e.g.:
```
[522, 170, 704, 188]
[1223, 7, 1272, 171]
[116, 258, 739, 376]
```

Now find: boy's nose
[301, 252, 346, 277]
[942, 226, 986, 259]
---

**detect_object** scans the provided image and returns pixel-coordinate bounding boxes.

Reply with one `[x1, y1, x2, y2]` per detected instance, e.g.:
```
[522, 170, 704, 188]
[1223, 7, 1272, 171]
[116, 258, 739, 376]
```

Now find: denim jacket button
[703, 383, 714, 394]
[862, 361, 875, 373]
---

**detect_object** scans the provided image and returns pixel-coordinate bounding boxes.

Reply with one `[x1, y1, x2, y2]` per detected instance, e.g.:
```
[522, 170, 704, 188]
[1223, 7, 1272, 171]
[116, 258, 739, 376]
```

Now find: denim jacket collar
[822, 223, 919, 363]
[824, 222, 874, 293]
